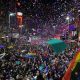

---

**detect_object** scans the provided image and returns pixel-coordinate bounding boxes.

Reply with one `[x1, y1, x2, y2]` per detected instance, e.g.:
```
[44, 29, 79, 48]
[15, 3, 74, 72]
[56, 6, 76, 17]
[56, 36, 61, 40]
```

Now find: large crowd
[0, 43, 79, 80]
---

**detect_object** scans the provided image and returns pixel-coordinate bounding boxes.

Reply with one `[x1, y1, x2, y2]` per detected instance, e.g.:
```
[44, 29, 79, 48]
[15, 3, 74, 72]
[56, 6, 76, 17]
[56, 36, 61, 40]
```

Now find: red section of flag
[62, 51, 79, 80]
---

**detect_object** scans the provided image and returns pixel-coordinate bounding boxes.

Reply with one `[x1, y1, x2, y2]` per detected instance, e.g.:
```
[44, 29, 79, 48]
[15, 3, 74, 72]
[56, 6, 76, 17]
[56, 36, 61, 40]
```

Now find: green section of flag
[47, 39, 67, 53]
[71, 62, 80, 80]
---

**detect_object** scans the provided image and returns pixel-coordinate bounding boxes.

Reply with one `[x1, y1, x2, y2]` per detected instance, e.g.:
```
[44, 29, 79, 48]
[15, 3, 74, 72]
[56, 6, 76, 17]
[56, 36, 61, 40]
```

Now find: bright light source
[66, 16, 70, 20]
[17, 12, 23, 16]
[52, 26, 55, 28]
[9, 13, 15, 16]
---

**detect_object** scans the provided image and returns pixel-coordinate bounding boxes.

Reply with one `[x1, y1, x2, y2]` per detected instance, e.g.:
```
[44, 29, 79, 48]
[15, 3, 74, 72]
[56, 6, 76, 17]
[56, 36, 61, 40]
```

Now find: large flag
[62, 50, 80, 80]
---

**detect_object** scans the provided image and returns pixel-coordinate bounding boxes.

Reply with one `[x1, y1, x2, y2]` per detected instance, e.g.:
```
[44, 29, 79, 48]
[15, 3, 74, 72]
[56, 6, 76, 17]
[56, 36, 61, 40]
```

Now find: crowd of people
[0, 43, 79, 80]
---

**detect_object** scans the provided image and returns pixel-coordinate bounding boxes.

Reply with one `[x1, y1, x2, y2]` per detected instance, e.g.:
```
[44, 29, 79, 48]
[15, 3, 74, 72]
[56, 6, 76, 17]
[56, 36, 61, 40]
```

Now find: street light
[66, 16, 70, 40]
[66, 16, 70, 27]
[9, 13, 16, 44]
[66, 16, 70, 29]
[66, 16, 70, 20]
[52, 26, 56, 34]
[9, 13, 16, 30]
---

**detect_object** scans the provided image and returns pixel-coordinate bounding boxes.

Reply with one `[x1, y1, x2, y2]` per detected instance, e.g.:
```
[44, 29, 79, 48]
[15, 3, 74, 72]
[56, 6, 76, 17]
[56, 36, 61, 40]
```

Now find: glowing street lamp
[66, 16, 70, 29]
[66, 16, 70, 40]
[66, 16, 70, 20]
[9, 13, 16, 29]
[9, 12, 16, 44]
[52, 26, 56, 34]
[9, 13, 15, 16]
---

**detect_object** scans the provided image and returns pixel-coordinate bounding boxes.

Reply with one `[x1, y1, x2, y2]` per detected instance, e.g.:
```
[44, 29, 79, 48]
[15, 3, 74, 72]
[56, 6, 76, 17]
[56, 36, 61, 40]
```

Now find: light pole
[52, 26, 56, 34]
[66, 16, 70, 28]
[9, 13, 16, 44]
[9, 13, 16, 32]
[66, 16, 70, 40]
